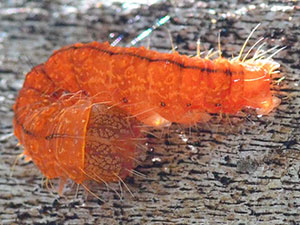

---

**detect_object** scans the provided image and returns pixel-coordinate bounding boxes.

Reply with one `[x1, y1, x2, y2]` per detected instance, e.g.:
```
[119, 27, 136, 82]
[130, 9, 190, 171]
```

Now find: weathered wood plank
[0, 0, 299, 224]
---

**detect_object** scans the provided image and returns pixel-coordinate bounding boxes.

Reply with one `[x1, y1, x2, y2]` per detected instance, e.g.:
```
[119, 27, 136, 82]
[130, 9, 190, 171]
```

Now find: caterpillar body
[44, 41, 281, 126]
[13, 33, 282, 193]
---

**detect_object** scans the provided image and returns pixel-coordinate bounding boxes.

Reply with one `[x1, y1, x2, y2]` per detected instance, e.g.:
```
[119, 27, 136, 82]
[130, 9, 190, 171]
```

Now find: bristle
[242, 37, 264, 62]
[237, 23, 261, 61]
[196, 38, 201, 58]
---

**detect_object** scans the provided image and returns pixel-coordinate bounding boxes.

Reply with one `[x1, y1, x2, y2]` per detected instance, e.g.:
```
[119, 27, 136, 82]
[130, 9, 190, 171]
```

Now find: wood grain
[0, 0, 299, 224]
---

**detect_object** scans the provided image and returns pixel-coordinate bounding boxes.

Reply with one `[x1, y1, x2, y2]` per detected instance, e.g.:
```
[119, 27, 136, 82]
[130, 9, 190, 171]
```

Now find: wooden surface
[0, 0, 300, 224]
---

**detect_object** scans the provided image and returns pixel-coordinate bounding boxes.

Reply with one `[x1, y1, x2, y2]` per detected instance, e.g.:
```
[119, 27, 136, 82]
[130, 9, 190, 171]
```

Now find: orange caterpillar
[13, 25, 283, 194]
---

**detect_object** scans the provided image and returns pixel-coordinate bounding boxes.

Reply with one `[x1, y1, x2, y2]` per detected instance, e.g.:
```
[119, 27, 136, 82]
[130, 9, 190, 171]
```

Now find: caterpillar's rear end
[13, 61, 144, 195]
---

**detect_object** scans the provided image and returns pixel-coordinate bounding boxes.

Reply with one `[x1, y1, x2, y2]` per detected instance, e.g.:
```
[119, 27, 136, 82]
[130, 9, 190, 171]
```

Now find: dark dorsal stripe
[52, 44, 244, 76]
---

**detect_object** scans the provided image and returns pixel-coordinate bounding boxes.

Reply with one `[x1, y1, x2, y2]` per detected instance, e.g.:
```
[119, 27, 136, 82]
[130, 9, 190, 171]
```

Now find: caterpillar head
[242, 59, 281, 115]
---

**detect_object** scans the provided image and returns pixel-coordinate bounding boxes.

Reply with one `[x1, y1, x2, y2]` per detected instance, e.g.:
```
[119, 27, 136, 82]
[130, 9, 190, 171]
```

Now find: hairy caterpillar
[13, 71, 143, 194]
[13, 25, 283, 195]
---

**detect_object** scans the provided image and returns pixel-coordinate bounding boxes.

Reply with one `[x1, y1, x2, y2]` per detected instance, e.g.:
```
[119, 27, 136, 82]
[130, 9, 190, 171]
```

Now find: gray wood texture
[0, 0, 299, 224]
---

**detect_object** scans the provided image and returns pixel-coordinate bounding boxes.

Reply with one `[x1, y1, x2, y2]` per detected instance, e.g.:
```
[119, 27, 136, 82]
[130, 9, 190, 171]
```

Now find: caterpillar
[13, 25, 283, 195]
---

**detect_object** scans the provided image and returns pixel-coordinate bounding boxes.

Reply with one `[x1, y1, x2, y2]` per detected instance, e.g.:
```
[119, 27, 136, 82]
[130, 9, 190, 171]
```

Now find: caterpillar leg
[256, 96, 281, 115]
[58, 177, 67, 196]
[137, 112, 171, 128]
[175, 111, 211, 125]
[22, 150, 32, 162]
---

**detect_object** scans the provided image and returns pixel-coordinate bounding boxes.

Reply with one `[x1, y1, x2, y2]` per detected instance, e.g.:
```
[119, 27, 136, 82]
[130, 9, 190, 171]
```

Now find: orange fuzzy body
[13, 63, 142, 184]
[43, 42, 279, 125]
[13, 41, 280, 185]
